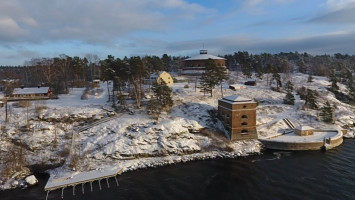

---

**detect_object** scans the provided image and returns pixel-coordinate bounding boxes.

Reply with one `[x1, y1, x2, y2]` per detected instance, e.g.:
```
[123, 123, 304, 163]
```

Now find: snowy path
[258, 91, 300, 130]
[77, 113, 122, 133]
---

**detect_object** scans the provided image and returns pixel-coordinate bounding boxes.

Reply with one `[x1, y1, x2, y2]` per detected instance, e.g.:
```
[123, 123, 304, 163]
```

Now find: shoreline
[41, 140, 262, 192]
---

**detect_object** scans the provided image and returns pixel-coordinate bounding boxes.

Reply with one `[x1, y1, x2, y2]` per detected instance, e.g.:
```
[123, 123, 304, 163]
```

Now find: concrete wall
[295, 129, 314, 136]
[260, 130, 343, 150]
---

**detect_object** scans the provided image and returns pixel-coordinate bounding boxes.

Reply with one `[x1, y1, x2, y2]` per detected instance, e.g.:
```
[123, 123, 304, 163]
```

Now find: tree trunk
[107, 81, 111, 101]
[5, 99, 8, 123]
[112, 86, 115, 108]
[131, 76, 141, 108]
[220, 80, 223, 97]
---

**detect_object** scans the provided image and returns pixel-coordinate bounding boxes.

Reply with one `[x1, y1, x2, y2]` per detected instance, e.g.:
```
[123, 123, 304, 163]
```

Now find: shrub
[35, 101, 48, 113]
[13, 100, 32, 108]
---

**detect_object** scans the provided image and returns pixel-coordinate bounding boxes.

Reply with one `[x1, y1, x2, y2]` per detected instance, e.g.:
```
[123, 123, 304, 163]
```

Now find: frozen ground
[1, 72, 354, 190]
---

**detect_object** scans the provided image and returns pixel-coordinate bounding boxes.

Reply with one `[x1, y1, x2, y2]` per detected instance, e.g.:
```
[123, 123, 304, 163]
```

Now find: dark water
[1, 139, 355, 200]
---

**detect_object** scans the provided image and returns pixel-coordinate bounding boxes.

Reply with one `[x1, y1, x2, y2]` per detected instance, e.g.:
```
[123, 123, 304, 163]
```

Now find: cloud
[164, 31, 355, 56]
[0, 17, 28, 40]
[310, 0, 355, 24]
[0, 0, 211, 45]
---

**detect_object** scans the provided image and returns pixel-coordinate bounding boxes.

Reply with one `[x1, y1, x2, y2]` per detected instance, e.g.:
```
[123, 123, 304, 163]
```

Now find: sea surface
[1, 139, 355, 200]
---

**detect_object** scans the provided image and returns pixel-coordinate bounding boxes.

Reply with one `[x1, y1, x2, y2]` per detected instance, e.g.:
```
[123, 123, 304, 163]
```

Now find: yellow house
[157, 71, 174, 86]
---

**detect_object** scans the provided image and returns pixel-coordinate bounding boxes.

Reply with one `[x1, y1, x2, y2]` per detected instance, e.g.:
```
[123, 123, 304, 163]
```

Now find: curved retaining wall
[259, 130, 343, 151]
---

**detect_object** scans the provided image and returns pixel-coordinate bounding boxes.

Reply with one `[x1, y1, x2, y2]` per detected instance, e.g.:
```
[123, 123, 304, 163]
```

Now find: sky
[1, 0, 355, 65]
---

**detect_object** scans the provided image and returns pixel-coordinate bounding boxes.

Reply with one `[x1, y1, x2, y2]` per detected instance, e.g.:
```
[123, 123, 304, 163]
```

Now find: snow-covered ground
[265, 131, 339, 143]
[1, 73, 354, 190]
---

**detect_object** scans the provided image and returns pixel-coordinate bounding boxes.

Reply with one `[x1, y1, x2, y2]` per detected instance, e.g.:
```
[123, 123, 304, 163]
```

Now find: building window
[241, 130, 248, 134]
[242, 115, 248, 119]
[226, 114, 230, 118]
[241, 122, 247, 126]
[243, 105, 247, 109]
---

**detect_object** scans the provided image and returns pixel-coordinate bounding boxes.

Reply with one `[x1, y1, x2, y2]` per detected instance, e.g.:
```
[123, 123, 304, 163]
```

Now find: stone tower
[218, 95, 258, 140]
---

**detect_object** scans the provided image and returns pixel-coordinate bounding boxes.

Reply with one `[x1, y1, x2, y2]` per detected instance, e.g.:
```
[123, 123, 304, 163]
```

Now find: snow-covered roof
[224, 95, 251, 102]
[229, 84, 246, 89]
[295, 126, 314, 131]
[185, 50, 225, 61]
[185, 54, 225, 61]
[220, 95, 253, 104]
[13, 87, 50, 95]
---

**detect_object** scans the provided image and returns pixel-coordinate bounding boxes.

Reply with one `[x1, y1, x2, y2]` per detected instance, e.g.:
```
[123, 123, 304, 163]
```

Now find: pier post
[82, 183, 85, 194]
[114, 176, 119, 187]
[106, 178, 110, 188]
[45, 191, 50, 200]
[73, 185, 75, 196]
[90, 182, 93, 192]
[61, 187, 64, 199]
[99, 179, 102, 190]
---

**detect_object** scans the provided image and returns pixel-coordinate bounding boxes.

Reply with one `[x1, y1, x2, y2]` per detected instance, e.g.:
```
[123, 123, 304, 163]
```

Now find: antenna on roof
[200, 43, 207, 54]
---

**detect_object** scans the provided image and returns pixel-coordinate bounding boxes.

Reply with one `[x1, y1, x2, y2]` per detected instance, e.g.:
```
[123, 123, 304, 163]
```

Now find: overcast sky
[1, 0, 355, 65]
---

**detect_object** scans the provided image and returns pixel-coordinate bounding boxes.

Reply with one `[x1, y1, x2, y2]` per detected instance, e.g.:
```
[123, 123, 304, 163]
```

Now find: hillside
[0, 72, 354, 190]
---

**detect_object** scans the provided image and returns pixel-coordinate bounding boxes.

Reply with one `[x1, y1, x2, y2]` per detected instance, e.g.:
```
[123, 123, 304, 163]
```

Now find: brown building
[8, 86, 53, 100]
[183, 50, 226, 76]
[218, 95, 258, 140]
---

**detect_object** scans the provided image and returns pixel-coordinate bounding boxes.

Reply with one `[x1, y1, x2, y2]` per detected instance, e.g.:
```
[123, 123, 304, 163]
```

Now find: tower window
[241, 130, 248, 134]
[242, 115, 248, 119]
[241, 122, 247, 126]
[243, 105, 247, 109]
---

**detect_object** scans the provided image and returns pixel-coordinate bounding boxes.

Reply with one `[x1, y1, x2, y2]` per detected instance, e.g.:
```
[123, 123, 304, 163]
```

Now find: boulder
[25, 175, 38, 186]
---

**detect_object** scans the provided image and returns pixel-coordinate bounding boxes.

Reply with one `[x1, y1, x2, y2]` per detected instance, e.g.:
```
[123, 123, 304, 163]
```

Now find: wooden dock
[44, 168, 123, 199]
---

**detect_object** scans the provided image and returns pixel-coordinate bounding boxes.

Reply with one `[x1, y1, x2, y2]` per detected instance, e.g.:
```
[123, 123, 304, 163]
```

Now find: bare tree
[85, 54, 100, 81]
[53, 54, 73, 94]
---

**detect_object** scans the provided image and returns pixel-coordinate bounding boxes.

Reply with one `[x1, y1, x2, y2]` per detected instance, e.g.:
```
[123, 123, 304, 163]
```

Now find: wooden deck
[44, 168, 122, 192]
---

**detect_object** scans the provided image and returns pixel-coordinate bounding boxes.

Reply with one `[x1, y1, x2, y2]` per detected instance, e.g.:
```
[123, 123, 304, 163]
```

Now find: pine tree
[320, 101, 333, 123]
[214, 64, 229, 97]
[307, 74, 313, 83]
[285, 80, 294, 93]
[148, 80, 173, 120]
[349, 85, 355, 104]
[297, 87, 318, 110]
[254, 57, 263, 80]
[283, 91, 295, 105]
[152, 80, 173, 109]
[272, 72, 282, 90]
[329, 69, 339, 92]
[199, 59, 219, 97]
[306, 88, 318, 110]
